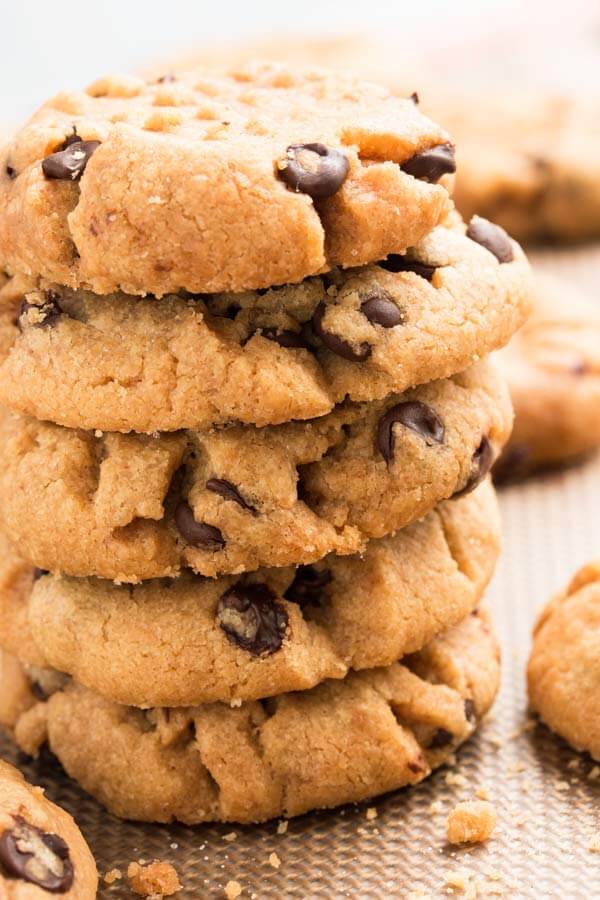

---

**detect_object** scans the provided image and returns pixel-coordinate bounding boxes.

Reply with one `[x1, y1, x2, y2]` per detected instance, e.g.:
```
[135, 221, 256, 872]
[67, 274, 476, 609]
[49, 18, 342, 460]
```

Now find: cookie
[0, 360, 512, 580]
[0, 608, 500, 824]
[528, 563, 600, 759]
[0, 218, 530, 433]
[0, 63, 457, 297]
[0, 758, 97, 898]
[0, 482, 500, 707]
[494, 274, 600, 481]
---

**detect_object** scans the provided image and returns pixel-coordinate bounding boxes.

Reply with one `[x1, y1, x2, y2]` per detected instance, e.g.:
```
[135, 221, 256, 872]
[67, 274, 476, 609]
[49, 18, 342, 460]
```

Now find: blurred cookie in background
[493, 273, 600, 482]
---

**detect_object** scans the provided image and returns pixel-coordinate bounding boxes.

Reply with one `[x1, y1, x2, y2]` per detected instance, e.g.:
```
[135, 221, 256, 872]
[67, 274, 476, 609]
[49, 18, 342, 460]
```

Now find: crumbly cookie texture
[0, 62, 455, 296]
[528, 562, 600, 759]
[0, 758, 98, 898]
[0, 483, 500, 707]
[0, 217, 531, 433]
[127, 861, 181, 897]
[0, 361, 512, 581]
[0, 609, 500, 824]
[446, 800, 497, 844]
[494, 274, 600, 482]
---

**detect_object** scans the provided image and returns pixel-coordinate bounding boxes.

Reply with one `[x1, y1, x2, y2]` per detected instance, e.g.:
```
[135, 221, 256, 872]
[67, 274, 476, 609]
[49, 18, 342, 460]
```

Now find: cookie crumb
[589, 765, 600, 781]
[223, 832, 237, 842]
[268, 852, 281, 870]
[127, 860, 182, 897]
[446, 800, 497, 845]
[445, 771, 468, 788]
[365, 807, 378, 821]
[588, 835, 600, 852]
[276, 820, 288, 835]
[104, 868, 122, 884]
[475, 786, 490, 801]
[555, 780, 569, 792]
[444, 867, 477, 896]
[224, 880, 242, 899]
[429, 800, 443, 816]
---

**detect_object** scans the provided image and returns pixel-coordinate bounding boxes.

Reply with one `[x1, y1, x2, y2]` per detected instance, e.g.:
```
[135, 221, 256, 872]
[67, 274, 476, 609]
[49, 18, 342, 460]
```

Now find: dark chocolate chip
[206, 478, 256, 514]
[18, 292, 63, 330]
[466, 216, 514, 263]
[408, 755, 427, 774]
[378, 255, 436, 281]
[0, 816, 74, 893]
[285, 565, 332, 609]
[217, 583, 288, 656]
[428, 728, 454, 749]
[42, 139, 100, 181]
[401, 143, 456, 183]
[278, 142, 349, 199]
[377, 401, 445, 463]
[312, 302, 371, 361]
[174, 501, 225, 550]
[454, 436, 494, 498]
[32, 568, 49, 581]
[260, 327, 309, 349]
[409, 91, 419, 104]
[464, 698, 476, 724]
[361, 291, 404, 328]
[5, 164, 16, 179]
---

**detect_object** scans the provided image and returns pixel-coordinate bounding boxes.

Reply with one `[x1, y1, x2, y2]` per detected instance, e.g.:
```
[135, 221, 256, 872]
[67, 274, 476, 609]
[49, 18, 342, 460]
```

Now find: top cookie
[0, 63, 455, 296]
[0, 759, 98, 898]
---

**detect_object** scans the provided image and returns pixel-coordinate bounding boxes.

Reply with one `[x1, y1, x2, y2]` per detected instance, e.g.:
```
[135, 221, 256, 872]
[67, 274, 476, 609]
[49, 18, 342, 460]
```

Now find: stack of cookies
[0, 63, 531, 824]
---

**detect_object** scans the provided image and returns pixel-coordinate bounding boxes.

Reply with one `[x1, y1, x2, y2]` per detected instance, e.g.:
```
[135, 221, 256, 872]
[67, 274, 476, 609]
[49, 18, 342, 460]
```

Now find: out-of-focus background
[4, 0, 600, 121]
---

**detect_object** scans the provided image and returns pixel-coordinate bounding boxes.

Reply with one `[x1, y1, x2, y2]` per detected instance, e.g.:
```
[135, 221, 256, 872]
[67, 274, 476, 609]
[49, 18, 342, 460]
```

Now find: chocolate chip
[278, 143, 349, 199]
[428, 728, 454, 749]
[312, 302, 371, 361]
[454, 436, 494, 498]
[464, 698, 476, 723]
[18, 292, 63, 330]
[0, 816, 74, 893]
[361, 291, 404, 328]
[5, 164, 16, 179]
[206, 478, 256, 514]
[378, 256, 436, 281]
[32, 568, 49, 581]
[285, 565, 332, 609]
[42, 138, 100, 181]
[260, 327, 308, 349]
[401, 143, 456, 183]
[466, 216, 514, 263]
[377, 402, 445, 463]
[174, 501, 225, 550]
[217, 584, 288, 656]
[409, 91, 419, 104]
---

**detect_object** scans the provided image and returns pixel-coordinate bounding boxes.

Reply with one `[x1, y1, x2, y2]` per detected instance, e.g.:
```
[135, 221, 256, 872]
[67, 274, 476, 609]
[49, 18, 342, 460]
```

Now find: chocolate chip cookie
[528, 562, 600, 759]
[0, 608, 499, 824]
[0, 63, 456, 297]
[0, 218, 531, 433]
[0, 758, 97, 897]
[0, 482, 499, 707]
[493, 274, 600, 481]
[0, 360, 512, 580]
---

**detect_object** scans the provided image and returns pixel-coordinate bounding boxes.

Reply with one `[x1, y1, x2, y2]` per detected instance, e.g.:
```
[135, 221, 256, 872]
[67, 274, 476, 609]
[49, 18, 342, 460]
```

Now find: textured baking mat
[2, 250, 600, 898]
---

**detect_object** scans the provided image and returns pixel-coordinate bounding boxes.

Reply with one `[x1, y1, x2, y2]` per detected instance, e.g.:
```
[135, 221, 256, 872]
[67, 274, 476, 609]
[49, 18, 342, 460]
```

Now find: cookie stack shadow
[0, 63, 533, 824]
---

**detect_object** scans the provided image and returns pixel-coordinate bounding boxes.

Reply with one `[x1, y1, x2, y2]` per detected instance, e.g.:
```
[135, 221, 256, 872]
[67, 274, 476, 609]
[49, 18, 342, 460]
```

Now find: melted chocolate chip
[0, 816, 73, 893]
[285, 565, 332, 609]
[428, 728, 454, 749]
[464, 698, 476, 724]
[206, 478, 256, 514]
[466, 216, 514, 263]
[361, 291, 404, 328]
[174, 501, 225, 550]
[18, 292, 63, 330]
[401, 143, 456, 183]
[312, 302, 371, 361]
[260, 327, 308, 349]
[42, 138, 100, 181]
[278, 143, 349, 199]
[454, 436, 494, 498]
[217, 584, 288, 656]
[377, 402, 445, 463]
[378, 256, 436, 281]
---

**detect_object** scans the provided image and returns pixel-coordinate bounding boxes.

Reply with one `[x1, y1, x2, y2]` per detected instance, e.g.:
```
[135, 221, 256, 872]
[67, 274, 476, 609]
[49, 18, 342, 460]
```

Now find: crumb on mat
[127, 860, 182, 897]
[446, 800, 497, 845]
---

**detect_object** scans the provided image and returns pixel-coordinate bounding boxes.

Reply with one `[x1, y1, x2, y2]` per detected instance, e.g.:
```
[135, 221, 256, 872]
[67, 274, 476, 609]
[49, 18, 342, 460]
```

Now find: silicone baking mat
[1, 247, 599, 898]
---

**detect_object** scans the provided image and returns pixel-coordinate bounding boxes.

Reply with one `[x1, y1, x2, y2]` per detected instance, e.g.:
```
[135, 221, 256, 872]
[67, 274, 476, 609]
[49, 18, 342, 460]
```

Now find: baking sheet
[2, 249, 600, 899]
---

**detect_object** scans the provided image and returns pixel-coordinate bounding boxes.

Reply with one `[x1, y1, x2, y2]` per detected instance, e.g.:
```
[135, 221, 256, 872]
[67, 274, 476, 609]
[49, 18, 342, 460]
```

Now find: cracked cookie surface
[0, 759, 97, 899]
[528, 562, 600, 759]
[0, 361, 512, 580]
[0, 218, 530, 433]
[0, 63, 454, 296]
[0, 608, 500, 824]
[0, 482, 499, 707]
